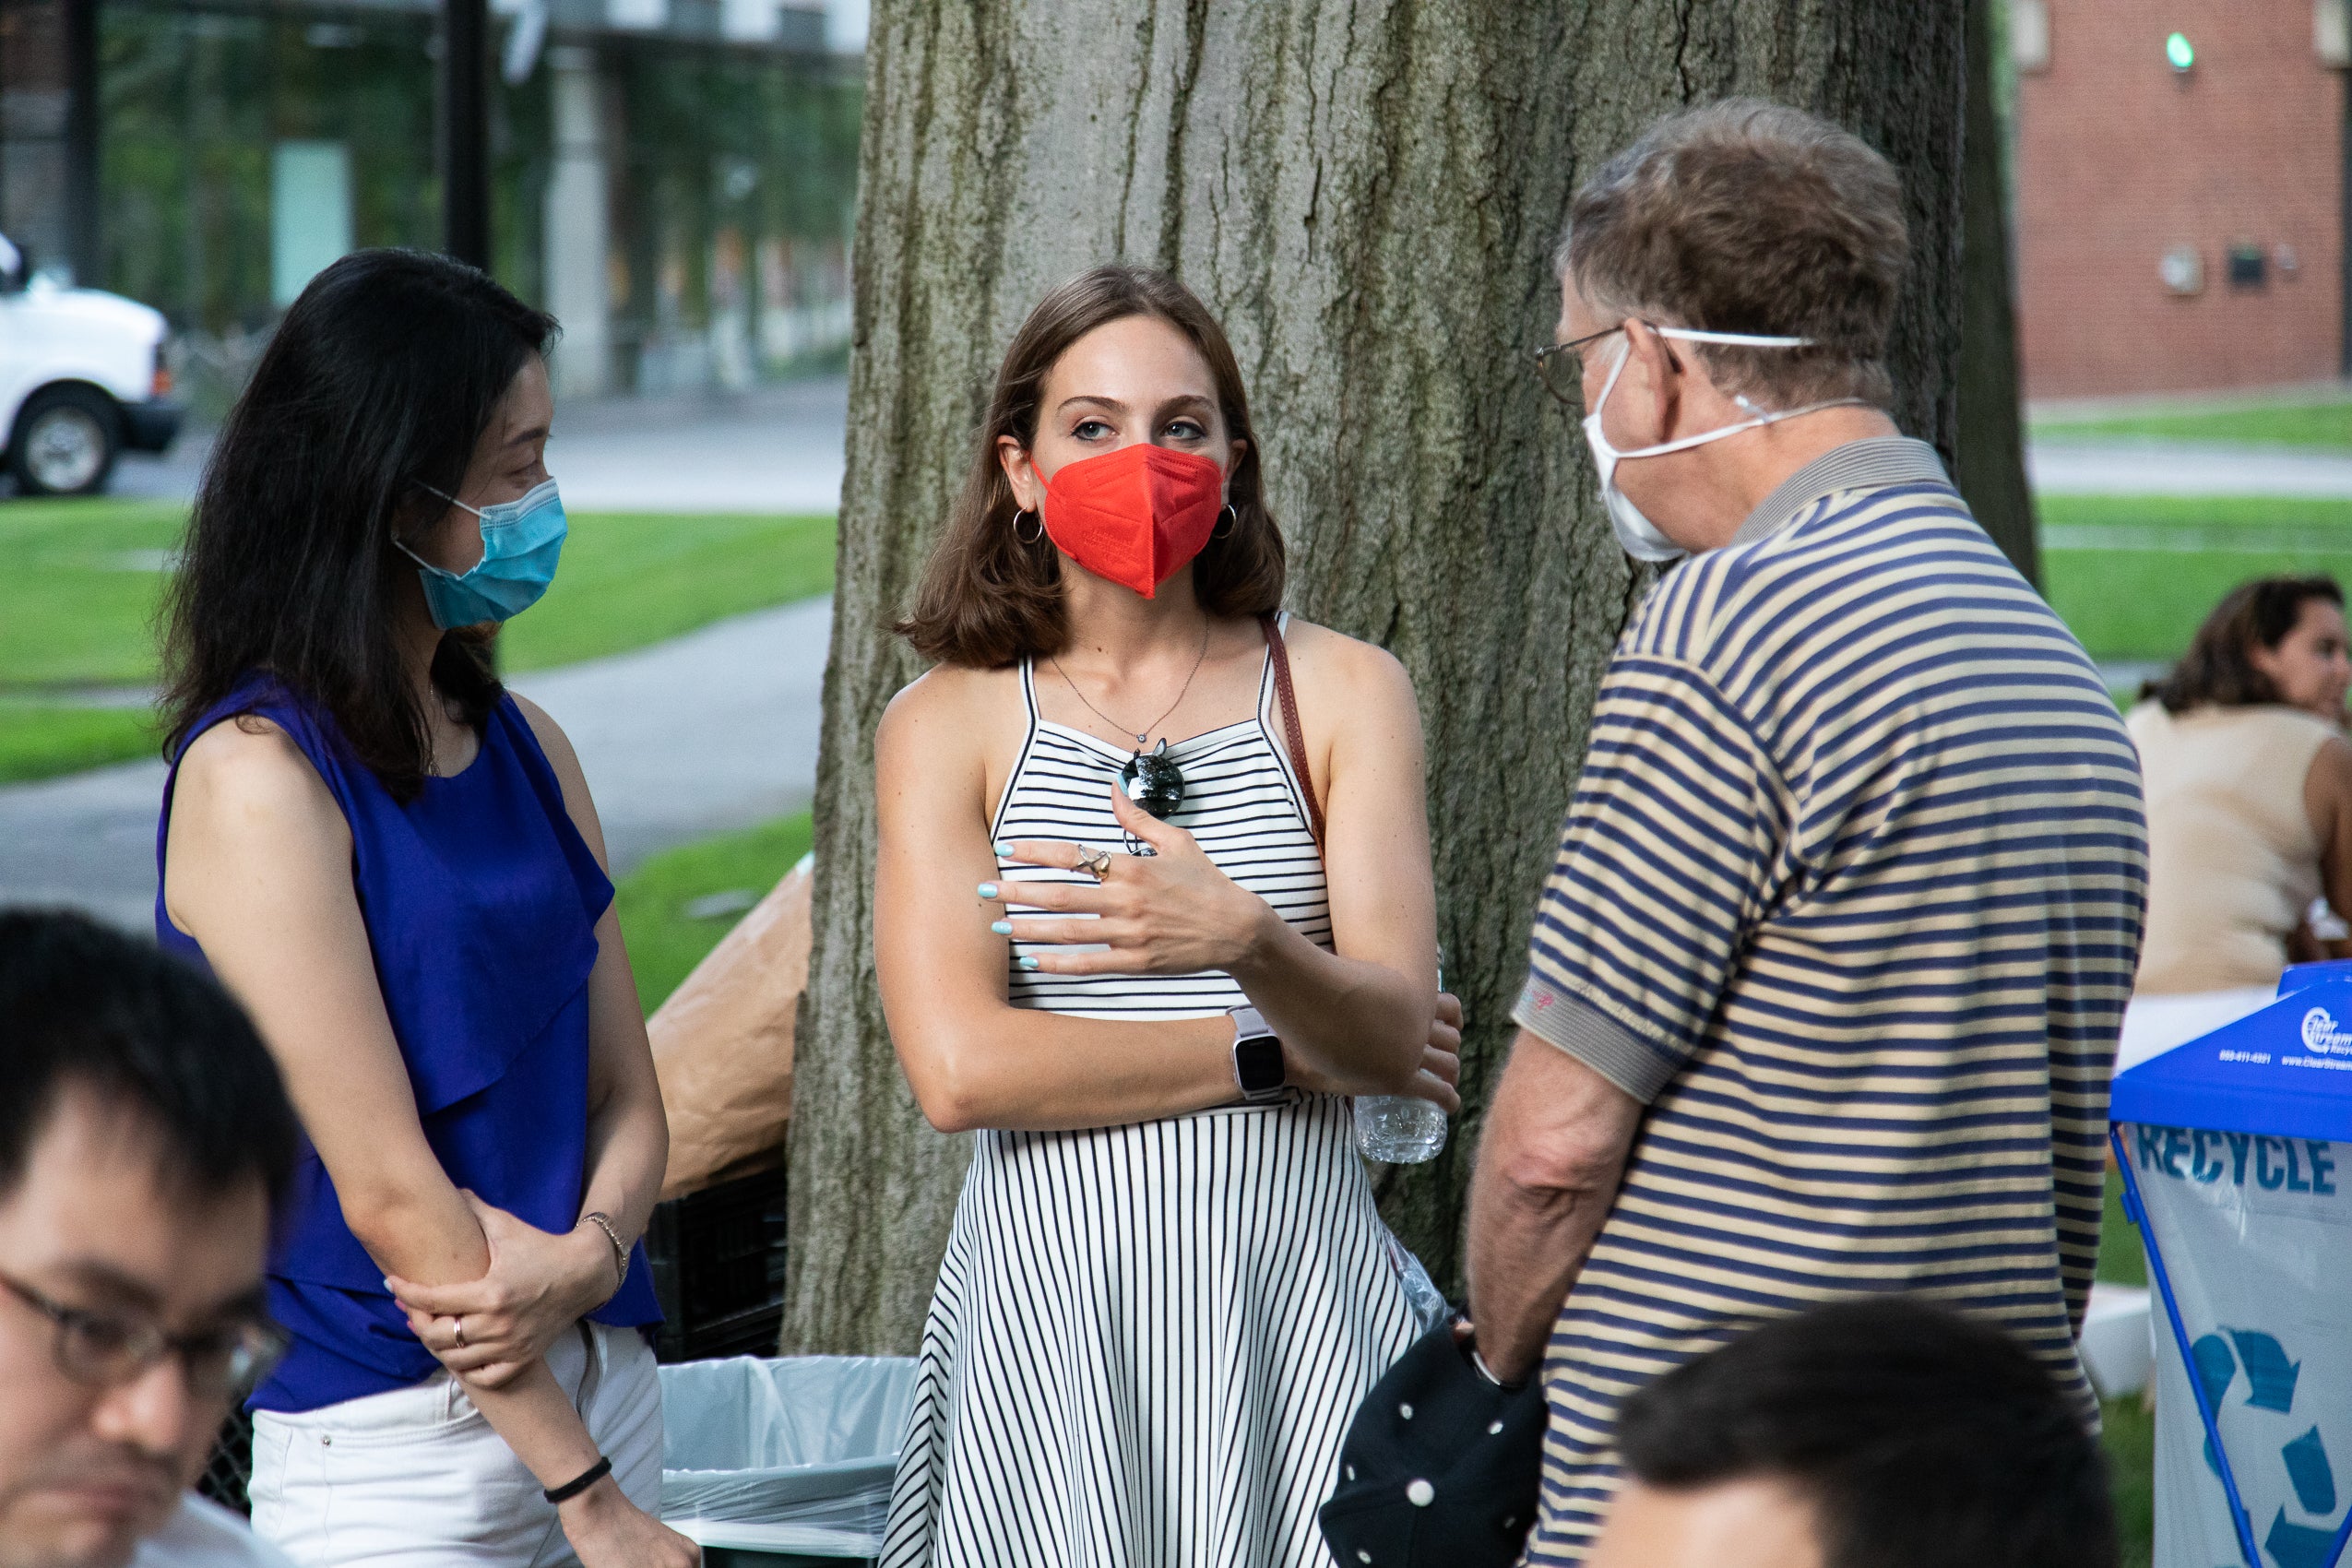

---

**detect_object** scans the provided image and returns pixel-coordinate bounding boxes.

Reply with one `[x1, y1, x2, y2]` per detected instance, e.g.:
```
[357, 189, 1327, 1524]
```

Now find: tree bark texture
[785, 0, 1968, 1357]
[1954, 0, 2041, 586]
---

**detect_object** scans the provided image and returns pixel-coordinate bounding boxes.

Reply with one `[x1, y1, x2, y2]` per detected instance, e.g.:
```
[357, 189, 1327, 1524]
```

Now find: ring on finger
[1078, 845, 1113, 881]
[452, 1317, 467, 1350]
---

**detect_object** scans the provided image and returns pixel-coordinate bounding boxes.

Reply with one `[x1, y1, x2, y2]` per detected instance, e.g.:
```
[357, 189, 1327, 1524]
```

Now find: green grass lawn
[2041, 493, 2352, 663]
[2105, 1395, 2156, 1568]
[499, 510, 837, 672]
[0, 497, 836, 784]
[2035, 396, 2352, 450]
[0, 701, 160, 785]
[612, 812, 814, 1015]
[2097, 1163, 2154, 1565]
[0, 498, 186, 688]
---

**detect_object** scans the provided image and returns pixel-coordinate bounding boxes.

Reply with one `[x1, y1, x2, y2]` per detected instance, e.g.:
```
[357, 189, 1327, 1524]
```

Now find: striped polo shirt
[1512, 436, 2147, 1565]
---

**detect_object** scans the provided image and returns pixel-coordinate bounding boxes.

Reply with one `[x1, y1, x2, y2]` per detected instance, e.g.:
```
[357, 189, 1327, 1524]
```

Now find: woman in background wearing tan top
[2121, 576, 2352, 1066]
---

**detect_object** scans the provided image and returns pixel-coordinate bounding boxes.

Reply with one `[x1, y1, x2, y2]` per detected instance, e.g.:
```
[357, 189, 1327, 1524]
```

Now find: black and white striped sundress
[880, 616, 1423, 1568]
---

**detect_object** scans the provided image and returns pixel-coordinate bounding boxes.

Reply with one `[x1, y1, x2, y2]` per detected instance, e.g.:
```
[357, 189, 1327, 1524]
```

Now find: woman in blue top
[155, 250, 694, 1568]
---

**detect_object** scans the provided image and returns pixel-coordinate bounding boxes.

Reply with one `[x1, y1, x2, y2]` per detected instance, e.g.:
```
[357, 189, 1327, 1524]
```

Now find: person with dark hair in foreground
[0, 910, 299, 1568]
[1589, 1298, 2118, 1568]
[155, 248, 687, 1566]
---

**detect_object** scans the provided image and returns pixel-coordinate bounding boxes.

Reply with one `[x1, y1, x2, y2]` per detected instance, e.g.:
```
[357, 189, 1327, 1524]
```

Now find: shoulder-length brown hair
[897, 266, 1286, 668]
[2148, 574, 2344, 713]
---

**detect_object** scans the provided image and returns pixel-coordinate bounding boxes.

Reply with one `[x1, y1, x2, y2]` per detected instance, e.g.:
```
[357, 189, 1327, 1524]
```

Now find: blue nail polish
[991, 921, 1013, 935]
[995, 841, 1016, 858]
[1017, 956, 1040, 970]
[977, 882, 999, 899]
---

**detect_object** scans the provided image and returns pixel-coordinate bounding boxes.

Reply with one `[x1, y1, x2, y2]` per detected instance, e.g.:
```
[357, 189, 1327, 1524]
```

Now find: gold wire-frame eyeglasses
[1531, 324, 1627, 408]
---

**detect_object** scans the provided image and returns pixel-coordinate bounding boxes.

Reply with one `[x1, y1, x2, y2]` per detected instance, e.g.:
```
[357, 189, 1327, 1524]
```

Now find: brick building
[2013, 0, 2349, 398]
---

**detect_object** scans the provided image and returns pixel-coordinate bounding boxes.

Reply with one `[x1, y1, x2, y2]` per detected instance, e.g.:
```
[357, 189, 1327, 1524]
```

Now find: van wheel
[9, 386, 121, 496]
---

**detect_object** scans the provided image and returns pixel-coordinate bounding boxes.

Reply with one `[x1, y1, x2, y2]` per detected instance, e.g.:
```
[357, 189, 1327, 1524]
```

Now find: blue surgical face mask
[398, 478, 567, 630]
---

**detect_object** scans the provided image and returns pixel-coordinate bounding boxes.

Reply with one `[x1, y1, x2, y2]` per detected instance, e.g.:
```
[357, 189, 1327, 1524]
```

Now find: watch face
[1235, 1034, 1285, 1095]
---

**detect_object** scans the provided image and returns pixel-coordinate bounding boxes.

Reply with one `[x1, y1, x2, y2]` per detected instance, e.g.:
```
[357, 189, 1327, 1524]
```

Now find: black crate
[197, 1408, 255, 1515]
[646, 1164, 789, 1363]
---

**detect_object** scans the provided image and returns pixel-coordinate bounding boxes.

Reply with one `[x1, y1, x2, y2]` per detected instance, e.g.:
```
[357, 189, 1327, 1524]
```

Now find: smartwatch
[1229, 1004, 1287, 1102]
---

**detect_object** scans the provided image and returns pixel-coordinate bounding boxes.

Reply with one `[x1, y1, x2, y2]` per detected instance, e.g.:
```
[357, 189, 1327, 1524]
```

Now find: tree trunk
[784, 0, 1967, 1357]
[1954, 0, 2041, 585]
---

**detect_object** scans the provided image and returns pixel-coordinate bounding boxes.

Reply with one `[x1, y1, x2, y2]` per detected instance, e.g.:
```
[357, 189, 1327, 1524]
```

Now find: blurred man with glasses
[0, 910, 299, 1568]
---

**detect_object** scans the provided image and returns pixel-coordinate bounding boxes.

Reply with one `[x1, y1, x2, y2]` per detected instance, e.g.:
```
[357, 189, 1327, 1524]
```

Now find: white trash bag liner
[2112, 964, 2352, 1568]
[660, 1354, 917, 1556]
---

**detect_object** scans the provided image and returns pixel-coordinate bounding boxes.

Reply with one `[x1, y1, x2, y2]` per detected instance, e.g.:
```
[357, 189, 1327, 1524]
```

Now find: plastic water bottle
[1355, 949, 1451, 1164]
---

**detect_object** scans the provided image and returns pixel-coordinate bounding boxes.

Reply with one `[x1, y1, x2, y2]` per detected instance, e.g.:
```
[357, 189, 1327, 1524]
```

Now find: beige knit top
[2129, 701, 2339, 994]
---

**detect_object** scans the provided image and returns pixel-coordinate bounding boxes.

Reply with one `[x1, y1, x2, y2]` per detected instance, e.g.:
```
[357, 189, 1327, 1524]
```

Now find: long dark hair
[161, 250, 557, 800]
[896, 266, 1286, 669]
[2148, 575, 2345, 713]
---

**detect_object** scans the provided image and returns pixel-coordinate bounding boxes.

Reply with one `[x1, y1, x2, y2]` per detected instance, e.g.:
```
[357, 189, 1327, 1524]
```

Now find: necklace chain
[1051, 622, 1214, 749]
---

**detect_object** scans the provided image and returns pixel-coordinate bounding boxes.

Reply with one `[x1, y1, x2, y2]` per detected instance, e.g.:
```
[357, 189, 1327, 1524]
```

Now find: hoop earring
[1210, 504, 1237, 540]
[1013, 509, 1044, 545]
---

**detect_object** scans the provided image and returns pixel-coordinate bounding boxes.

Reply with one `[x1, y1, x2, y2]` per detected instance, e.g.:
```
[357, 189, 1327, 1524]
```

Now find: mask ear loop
[1013, 508, 1045, 545]
[394, 480, 474, 574]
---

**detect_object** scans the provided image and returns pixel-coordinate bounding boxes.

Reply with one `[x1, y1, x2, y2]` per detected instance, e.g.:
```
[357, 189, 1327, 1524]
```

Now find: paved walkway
[0, 600, 831, 931]
[2028, 439, 2352, 498]
[112, 376, 849, 513]
[512, 598, 831, 867]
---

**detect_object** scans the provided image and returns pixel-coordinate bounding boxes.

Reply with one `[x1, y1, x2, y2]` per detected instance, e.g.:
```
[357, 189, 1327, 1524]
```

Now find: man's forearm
[1466, 1150, 1618, 1383]
[1463, 1028, 1643, 1384]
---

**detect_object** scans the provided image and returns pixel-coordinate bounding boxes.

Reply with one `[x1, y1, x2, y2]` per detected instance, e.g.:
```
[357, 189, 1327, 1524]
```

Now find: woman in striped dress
[873, 265, 1461, 1568]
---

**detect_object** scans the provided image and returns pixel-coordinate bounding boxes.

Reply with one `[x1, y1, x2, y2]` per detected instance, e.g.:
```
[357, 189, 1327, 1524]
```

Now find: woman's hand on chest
[996, 784, 1282, 977]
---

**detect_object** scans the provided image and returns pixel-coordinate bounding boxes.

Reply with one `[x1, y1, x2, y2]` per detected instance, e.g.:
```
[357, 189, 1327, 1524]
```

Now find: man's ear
[1619, 321, 1683, 447]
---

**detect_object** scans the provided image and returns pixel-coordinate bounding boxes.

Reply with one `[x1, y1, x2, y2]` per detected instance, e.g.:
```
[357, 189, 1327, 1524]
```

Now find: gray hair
[1559, 99, 1908, 409]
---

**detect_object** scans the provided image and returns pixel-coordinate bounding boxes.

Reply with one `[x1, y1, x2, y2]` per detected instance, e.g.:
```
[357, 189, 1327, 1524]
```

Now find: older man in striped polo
[1463, 100, 2148, 1566]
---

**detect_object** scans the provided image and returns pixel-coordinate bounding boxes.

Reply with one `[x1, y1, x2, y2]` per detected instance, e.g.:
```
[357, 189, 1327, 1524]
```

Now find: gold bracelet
[579, 1211, 629, 1298]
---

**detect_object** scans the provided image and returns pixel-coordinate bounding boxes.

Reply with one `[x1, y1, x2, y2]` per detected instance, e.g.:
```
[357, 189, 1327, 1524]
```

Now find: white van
[0, 233, 183, 495]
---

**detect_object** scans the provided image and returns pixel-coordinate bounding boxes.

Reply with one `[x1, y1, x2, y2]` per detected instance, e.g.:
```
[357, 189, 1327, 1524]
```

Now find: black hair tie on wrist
[543, 1454, 612, 1505]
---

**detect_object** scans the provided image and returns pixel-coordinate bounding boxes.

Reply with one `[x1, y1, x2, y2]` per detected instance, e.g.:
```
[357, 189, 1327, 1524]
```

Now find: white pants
[248, 1323, 664, 1567]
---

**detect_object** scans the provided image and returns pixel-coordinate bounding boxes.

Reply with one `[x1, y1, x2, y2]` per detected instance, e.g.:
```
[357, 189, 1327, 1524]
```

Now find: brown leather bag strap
[1258, 612, 1326, 852]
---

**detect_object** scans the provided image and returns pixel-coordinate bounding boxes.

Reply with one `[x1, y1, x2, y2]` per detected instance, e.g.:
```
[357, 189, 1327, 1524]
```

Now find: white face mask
[1581, 326, 1864, 563]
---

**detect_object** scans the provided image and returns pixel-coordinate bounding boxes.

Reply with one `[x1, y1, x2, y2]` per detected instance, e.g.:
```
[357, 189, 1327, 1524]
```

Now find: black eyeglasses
[0, 1268, 287, 1403]
[1531, 325, 1627, 409]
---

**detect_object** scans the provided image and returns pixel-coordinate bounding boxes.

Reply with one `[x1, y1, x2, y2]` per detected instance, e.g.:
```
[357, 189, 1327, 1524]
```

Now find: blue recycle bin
[2111, 963, 2352, 1568]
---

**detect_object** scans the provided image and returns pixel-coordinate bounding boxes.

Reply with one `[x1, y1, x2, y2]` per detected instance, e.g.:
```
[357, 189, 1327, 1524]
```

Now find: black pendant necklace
[1119, 739, 1187, 819]
[1051, 622, 1213, 830]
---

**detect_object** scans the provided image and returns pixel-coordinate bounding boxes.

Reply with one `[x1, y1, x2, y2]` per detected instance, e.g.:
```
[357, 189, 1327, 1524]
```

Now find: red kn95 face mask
[1040, 443, 1225, 599]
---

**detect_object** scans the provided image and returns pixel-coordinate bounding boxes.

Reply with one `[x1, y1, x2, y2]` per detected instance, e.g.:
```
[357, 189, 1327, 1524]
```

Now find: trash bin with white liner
[2110, 971, 2352, 1568]
[2079, 1281, 2153, 1400]
[659, 1355, 917, 1564]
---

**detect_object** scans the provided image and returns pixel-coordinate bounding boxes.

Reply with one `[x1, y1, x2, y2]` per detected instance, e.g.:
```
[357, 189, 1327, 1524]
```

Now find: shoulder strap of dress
[1258, 612, 1325, 852]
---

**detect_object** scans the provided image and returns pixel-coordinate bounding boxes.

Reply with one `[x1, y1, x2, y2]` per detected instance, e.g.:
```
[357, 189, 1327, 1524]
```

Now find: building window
[2227, 243, 2269, 290]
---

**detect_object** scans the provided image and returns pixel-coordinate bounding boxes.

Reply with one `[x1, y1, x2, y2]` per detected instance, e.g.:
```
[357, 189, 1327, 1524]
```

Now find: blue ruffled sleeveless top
[155, 671, 660, 1413]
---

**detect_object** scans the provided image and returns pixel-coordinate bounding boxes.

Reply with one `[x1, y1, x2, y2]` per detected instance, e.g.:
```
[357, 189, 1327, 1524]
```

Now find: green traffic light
[2166, 31, 2195, 70]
